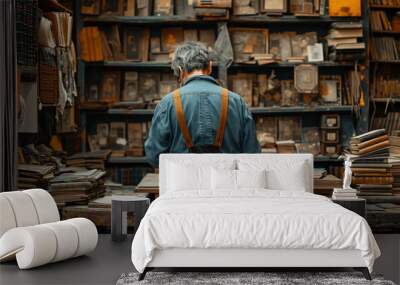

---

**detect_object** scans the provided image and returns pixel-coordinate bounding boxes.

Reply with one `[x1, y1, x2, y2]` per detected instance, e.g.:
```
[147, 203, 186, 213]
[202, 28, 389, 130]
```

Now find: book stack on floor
[313, 168, 342, 197]
[326, 22, 365, 62]
[66, 150, 111, 170]
[332, 188, 358, 200]
[17, 164, 56, 189]
[346, 129, 393, 198]
[48, 168, 106, 205]
[389, 135, 400, 195]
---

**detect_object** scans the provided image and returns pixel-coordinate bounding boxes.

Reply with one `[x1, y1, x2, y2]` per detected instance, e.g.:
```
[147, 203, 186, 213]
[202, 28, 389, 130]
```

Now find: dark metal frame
[138, 267, 372, 281]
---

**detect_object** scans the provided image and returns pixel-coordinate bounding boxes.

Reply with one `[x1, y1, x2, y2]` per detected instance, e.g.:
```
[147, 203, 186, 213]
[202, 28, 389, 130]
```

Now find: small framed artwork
[294, 64, 319, 94]
[307, 43, 324, 62]
[322, 143, 340, 157]
[230, 28, 269, 62]
[262, 0, 287, 14]
[321, 114, 340, 129]
[320, 75, 342, 105]
[321, 129, 339, 143]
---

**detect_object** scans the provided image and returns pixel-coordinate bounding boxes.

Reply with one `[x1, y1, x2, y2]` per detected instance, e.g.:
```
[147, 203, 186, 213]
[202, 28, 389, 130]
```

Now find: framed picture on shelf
[139, 72, 160, 103]
[230, 28, 269, 62]
[96, 123, 110, 149]
[278, 116, 302, 142]
[124, 28, 150, 61]
[110, 122, 127, 150]
[294, 64, 318, 94]
[230, 73, 254, 107]
[321, 114, 340, 128]
[153, 0, 174, 16]
[307, 43, 324, 62]
[322, 129, 339, 143]
[262, 0, 287, 14]
[319, 75, 342, 105]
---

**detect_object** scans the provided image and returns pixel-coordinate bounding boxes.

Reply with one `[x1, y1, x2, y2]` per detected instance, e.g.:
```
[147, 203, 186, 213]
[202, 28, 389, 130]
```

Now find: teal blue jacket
[144, 75, 261, 167]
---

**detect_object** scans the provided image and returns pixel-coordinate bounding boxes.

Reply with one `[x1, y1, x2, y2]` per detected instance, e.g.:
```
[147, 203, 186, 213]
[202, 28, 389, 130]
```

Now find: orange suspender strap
[173, 89, 193, 149]
[214, 88, 229, 147]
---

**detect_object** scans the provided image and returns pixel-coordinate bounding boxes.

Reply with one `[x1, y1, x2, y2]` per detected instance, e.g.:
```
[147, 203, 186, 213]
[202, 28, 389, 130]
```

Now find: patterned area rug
[116, 271, 396, 285]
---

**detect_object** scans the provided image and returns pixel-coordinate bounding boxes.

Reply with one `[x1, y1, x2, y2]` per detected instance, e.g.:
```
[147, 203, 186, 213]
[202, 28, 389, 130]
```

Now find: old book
[230, 73, 254, 106]
[278, 116, 302, 142]
[352, 140, 391, 155]
[329, 0, 361, 17]
[139, 72, 160, 103]
[256, 117, 278, 147]
[327, 28, 363, 39]
[230, 28, 269, 62]
[352, 176, 394, 185]
[124, 27, 150, 61]
[81, 0, 100, 15]
[350, 129, 387, 144]
[161, 27, 184, 53]
[79, 26, 104, 62]
[153, 0, 173, 15]
[281, 80, 299, 106]
[294, 64, 318, 94]
[199, 29, 216, 50]
[100, 71, 120, 103]
[350, 135, 390, 150]
[101, 0, 124, 15]
[110, 122, 127, 150]
[103, 25, 123, 60]
[193, 0, 232, 8]
[150, 37, 161, 54]
[122, 71, 142, 102]
[262, 0, 287, 14]
[96, 123, 110, 149]
[233, 0, 259, 15]
[136, 0, 151, 16]
[291, 32, 317, 58]
[86, 72, 100, 101]
[128, 123, 143, 151]
[124, 0, 135, 16]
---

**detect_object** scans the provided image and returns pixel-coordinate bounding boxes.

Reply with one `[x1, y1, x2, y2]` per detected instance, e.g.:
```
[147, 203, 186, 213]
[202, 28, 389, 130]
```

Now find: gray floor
[0, 234, 134, 285]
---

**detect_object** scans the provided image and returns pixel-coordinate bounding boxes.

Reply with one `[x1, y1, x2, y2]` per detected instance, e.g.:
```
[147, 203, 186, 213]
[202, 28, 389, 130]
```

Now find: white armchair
[0, 189, 98, 269]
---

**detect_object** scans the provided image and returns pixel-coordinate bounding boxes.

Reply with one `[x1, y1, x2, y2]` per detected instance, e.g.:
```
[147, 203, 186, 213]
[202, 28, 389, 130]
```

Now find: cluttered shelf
[85, 61, 355, 69]
[83, 15, 362, 24]
[79, 106, 354, 115]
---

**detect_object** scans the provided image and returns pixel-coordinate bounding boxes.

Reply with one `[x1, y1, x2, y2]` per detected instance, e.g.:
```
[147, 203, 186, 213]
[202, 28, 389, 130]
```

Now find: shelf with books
[85, 61, 355, 69]
[83, 15, 362, 25]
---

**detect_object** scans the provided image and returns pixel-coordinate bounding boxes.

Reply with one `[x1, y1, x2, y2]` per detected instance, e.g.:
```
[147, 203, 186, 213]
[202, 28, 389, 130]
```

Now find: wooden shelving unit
[75, 0, 370, 173]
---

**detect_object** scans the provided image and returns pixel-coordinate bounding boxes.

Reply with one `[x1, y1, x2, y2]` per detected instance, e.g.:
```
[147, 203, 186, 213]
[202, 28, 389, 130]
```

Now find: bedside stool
[332, 198, 366, 219]
[111, 196, 150, 242]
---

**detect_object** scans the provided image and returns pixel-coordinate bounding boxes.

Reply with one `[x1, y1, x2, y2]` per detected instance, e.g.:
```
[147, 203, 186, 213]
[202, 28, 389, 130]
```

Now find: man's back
[145, 75, 260, 166]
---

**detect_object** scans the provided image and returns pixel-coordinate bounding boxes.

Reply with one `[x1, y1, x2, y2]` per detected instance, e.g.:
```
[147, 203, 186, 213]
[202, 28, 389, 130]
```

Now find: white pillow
[237, 169, 267, 189]
[167, 160, 235, 192]
[238, 159, 307, 192]
[211, 169, 268, 191]
[211, 168, 237, 191]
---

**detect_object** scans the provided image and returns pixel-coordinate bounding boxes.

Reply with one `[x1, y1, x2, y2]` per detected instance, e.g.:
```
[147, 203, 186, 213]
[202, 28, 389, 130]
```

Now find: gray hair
[171, 42, 212, 77]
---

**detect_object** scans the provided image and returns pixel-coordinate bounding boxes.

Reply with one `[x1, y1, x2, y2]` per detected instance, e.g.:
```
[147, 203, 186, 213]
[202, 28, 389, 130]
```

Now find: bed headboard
[159, 154, 314, 196]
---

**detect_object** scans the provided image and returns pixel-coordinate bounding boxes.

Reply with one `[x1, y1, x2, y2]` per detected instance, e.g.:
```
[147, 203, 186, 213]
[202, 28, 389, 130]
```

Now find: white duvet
[131, 190, 380, 273]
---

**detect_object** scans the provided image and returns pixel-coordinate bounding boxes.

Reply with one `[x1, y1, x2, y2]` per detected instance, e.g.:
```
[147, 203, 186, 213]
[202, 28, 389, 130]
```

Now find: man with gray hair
[145, 42, 260, 167]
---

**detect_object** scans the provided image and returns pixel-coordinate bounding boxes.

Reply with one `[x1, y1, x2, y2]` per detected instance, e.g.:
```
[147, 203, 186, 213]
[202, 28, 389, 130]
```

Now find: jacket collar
[182, 74, 220, 86]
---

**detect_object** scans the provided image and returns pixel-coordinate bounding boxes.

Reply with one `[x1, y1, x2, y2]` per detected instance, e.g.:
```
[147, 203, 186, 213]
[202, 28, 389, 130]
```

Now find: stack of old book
[193, 0, 231, 19]
[48, 168, 106, 204]
[66, 150, 111, 170]
[326, 22, 365, 61]
[313, 168, 343, 197]
[389, 135, 400, 195]
[332, 188, 358, 200]
[276, 140, 296, 153]
[17, 164, 56, 189]
[347, 129, 393, 198]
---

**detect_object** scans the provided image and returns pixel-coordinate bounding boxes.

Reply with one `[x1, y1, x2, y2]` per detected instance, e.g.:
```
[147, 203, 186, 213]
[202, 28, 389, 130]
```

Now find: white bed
[131, 154, 380, 280]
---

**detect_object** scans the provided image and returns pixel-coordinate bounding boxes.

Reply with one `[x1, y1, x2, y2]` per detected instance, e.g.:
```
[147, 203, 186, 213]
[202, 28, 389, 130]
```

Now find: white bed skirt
[148, 248, 366, 268]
